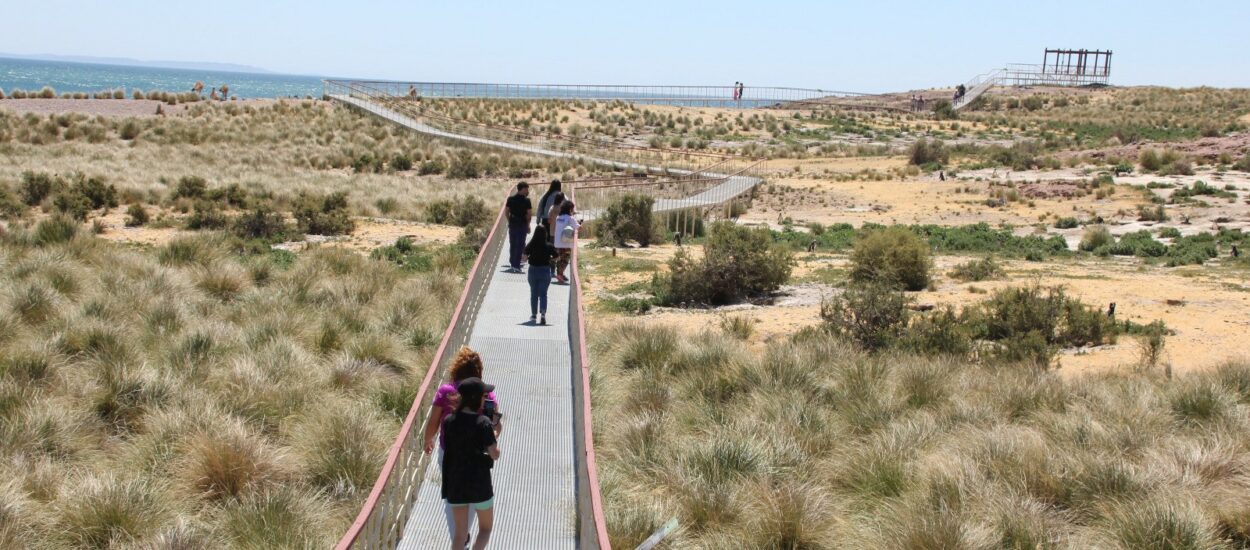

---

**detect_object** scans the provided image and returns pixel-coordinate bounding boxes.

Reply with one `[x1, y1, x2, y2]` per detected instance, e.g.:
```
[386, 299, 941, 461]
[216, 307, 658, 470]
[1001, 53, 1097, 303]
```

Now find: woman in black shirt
[442, 377, 500, 549]
[525, 225, 557, 325]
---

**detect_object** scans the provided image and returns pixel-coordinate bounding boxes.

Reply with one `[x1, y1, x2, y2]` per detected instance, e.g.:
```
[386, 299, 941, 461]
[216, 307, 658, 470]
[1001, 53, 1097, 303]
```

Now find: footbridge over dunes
[327, 79, 872, 109]
[329, 82, 765, 549]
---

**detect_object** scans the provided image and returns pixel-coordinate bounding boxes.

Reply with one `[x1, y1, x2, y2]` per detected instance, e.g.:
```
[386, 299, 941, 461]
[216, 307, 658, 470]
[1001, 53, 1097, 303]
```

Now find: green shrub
[1137, 320, 1167, 371]
[446, 150, 481, 179]
[185, 201, 228, 230]
[850, 228, 932, 291]
[820, 283, 910, 351]
[948, 257, 1004, 282]
[898, 306, 970, 356]
[932, 100, 956, 120]
[423, 195, 490, 228]
[124, 204, 149, 227]
[1053, 217, 1079, 229]
[653, 222, 793, 306]
[0, 185, 27, 218]
[1234, 153, 1250, 172]
[20, 172, 59, 206]
[908, 138, 949, 166]
[205, 183, 249, 208]
[293, 191, 355, 235]
[1139, 149, 1162, 172]
[598, 194, 656, 247]
[1078, 226, 1112, 252]
[52, 191, 92, 221]
[964, 285, 1116, 361]
[172, 176, 208, 200]
[232, 205, 292, 241]
[71, 175, 118, 209]
[417, 159, 446, 175]
[389, 154, 413, 172]
[33, 215, 79, 245]
[351, 154, 384, 174]
[1157, 227, 1182, 239]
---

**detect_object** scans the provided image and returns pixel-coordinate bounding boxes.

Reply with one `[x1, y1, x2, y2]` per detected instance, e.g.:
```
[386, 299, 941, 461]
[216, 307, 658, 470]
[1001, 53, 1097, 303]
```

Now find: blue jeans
[528, 265, 551, 316]
[508, 223, 527, 270]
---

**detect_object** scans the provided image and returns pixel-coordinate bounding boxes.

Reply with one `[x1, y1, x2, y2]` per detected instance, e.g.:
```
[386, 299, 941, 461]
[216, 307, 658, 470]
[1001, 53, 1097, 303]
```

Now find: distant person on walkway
[732, 82, 739, 101]
[422, 347, 502, 543]
[554, 201, 581, 284]
[737, 82, 745, 102]
[546, 192, 566, 241]
[442, 376, 501, 550]
[525, 226, 557, 325]
[505, 182, 532, 273]
[536, 180, 562, 229]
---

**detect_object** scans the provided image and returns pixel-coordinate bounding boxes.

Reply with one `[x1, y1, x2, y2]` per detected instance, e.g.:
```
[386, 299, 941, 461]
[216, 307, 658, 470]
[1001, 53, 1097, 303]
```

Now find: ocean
[0, 56, 327, 99]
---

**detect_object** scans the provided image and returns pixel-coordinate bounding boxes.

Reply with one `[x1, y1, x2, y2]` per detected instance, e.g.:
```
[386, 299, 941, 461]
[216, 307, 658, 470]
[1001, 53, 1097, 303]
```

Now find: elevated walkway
[333, 85, 765, 550]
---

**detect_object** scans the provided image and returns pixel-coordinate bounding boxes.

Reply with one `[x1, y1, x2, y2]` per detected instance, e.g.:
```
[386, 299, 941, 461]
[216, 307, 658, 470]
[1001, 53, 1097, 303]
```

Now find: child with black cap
[442, 377, 501, 549]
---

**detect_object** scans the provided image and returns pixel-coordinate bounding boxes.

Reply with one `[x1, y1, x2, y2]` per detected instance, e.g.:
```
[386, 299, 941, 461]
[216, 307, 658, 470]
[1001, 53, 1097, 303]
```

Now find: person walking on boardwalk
[422, 347, 502, 544]
[546, 192, 566, 244]
[442, 376, 501, 550]
[505, 182, 532, 273]
[737, 82, 745, 102]
[536, 180, 561, 230]
[525, 225, 557, 325]
[554, 201, 581, 284]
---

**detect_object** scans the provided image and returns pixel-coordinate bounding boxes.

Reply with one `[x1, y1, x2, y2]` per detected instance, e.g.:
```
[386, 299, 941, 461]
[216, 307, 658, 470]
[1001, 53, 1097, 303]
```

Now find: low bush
[820, 283, 911, 351]
[293, 191, 355, 235]
[52, 190, 92, 221]
[653, 222, 793, 306]
[446, 150, 482, 179]
[598, 194, 656, 247]
[20, 172, 59, 206]
[389, 154, 413, 172]
[1053, 217, 1079, 229]
[172, 176, 208, 200]
[33, 215, 79, 245]
[1079, 226, 1113, 252]
[908, 138, 949, 166]
[125, 204, 149, 227]
[948, 257, 1004, 282]
[963, 285, 1116, 365]
[184, 201, 228, 230]
[0, 185, 25, 218]
[850, 227, 931, 291]
[231, 205, 292, 241]
[423, 195, 490, 228]
[417, 159, 446, 175]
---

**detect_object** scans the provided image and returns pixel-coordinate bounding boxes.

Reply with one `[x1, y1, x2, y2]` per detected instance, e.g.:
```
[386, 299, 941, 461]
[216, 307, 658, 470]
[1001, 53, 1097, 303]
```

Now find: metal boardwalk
[398, 228, 577, 549]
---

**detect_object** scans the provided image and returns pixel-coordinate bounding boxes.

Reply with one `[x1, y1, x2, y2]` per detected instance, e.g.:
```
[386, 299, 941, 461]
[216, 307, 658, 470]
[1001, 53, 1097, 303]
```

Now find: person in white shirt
[553, 201, 580, 284]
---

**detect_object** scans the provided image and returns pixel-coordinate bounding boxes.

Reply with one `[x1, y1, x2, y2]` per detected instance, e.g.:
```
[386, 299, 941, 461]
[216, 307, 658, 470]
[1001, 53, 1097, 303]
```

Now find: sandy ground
[0, 98, 284, 118]
[583, 242, 1250, 377]
[88, 207, 461, 251]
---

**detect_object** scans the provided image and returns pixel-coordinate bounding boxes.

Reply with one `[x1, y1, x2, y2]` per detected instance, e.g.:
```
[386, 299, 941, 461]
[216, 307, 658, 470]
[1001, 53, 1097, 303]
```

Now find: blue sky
[2, 0, 1247, 91]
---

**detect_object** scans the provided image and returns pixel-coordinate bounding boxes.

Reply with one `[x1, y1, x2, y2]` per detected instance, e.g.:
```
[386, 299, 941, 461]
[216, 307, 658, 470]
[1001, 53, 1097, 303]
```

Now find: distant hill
[0, 53, 275, 75]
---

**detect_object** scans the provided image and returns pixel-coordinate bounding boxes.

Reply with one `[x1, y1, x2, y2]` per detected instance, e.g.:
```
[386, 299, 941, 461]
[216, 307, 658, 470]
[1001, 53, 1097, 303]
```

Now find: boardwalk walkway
[397, 219, 577, 549]
[332, 90, 765, 549]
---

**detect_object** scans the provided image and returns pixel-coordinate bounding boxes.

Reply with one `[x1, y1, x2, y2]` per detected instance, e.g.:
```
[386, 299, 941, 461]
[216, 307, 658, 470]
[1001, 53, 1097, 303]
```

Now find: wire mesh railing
[326, 79, 865, 109]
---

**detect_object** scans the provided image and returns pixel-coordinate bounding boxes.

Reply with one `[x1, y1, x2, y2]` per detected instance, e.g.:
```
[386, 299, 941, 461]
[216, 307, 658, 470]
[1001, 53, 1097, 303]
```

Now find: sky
[2, 0, 1247, 91]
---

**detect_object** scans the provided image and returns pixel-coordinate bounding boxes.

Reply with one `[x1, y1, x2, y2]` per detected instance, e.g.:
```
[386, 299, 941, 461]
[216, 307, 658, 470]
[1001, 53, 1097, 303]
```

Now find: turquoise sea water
[0, 57, 327, 99]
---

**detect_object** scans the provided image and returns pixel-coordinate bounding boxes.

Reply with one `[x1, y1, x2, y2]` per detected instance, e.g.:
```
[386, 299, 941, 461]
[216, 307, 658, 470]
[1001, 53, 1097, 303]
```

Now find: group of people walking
[505, 180, 581, 324]
[419, 180, 581, 549]
[732, 81, 745, 101]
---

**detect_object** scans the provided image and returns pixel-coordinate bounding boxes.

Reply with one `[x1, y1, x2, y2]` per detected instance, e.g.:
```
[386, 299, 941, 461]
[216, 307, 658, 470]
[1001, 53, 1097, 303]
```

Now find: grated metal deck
[397, 230, 577, 549]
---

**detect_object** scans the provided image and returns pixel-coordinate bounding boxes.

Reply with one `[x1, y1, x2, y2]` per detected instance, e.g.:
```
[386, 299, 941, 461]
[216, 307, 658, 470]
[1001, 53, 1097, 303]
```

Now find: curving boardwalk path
[332, 92, 765, 549]
[330, 94, 763, 214]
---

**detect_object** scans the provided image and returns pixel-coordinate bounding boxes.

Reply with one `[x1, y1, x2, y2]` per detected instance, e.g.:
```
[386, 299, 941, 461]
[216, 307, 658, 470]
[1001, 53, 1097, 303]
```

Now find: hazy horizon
[3, 0, 1248, 92]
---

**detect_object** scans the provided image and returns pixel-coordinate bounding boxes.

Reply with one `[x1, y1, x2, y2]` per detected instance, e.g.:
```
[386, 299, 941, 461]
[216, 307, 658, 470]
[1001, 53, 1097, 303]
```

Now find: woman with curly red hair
[421, 347, 502, 545]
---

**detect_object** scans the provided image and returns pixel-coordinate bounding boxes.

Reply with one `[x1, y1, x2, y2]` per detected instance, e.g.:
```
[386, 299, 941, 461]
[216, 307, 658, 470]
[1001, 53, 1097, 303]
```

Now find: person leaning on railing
[422, 347, 503, 544]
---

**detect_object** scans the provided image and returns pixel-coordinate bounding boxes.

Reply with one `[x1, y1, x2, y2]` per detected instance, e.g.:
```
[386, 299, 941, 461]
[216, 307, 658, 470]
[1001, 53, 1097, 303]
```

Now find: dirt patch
[1065, 133, 1250, 163]
[0, 98, 282, 118]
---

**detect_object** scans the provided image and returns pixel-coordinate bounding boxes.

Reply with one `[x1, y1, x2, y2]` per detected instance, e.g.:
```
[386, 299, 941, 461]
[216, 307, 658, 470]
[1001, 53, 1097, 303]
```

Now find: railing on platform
[326, 79, 867, 109]
[336, 207, 508, 550]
